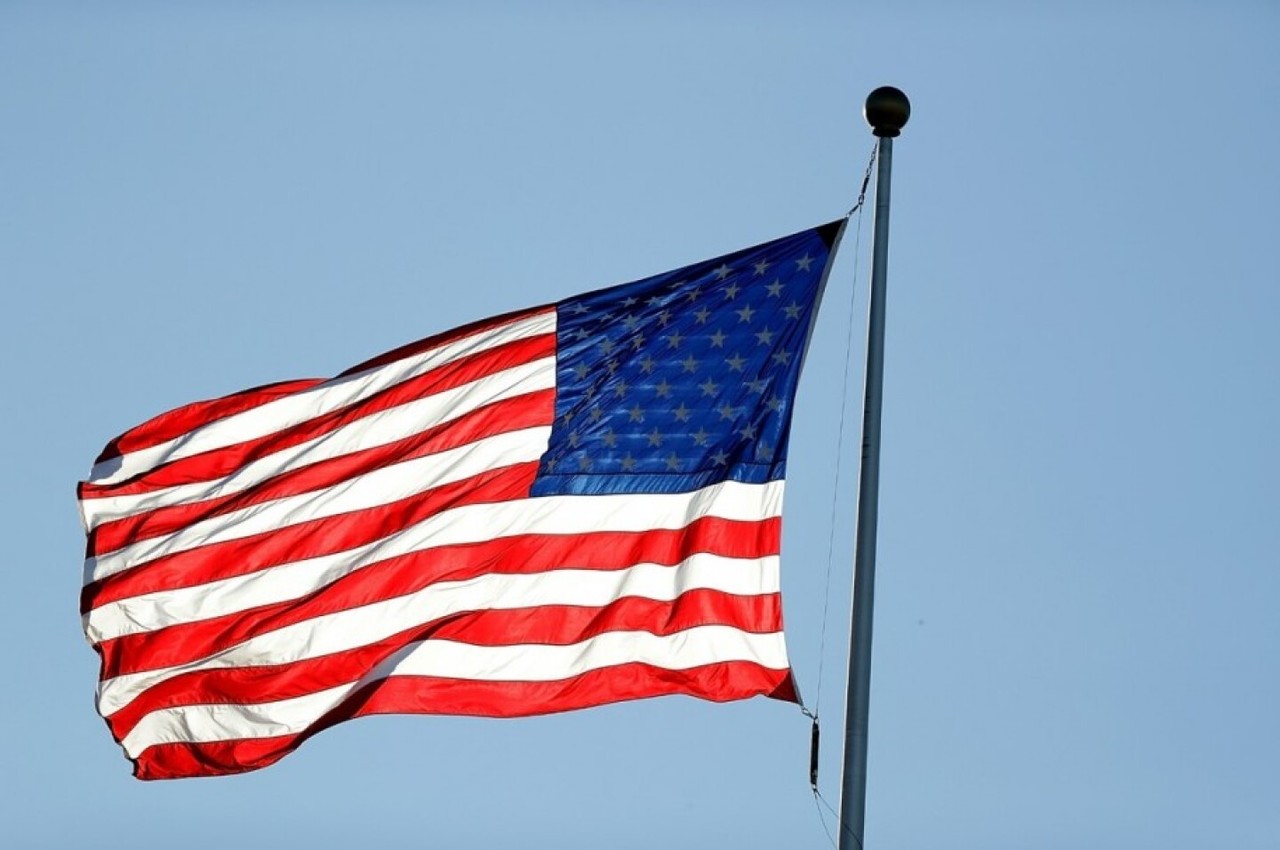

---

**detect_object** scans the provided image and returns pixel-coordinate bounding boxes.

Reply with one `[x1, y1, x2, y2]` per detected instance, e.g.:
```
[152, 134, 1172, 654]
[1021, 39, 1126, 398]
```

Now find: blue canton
[530, 221, 843, 497]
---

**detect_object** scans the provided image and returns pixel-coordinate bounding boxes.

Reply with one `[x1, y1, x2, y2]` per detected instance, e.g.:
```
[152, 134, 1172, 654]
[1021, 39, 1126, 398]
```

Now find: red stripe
[92, 379, 324, 466]
[80, 331, 554, 500]
[337, 305, 551, 378]
[82, 462, 543, 613]
[87, 390, 554, 556]
[94, 515, 781, 675]
[105, 591, 783, 739]
[91, 306, 548, 469]
[130, 660, 796, 780]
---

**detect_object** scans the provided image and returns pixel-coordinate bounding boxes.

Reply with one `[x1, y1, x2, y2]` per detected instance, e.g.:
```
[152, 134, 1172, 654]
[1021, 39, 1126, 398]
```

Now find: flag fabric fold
[77, 219, 845, 779]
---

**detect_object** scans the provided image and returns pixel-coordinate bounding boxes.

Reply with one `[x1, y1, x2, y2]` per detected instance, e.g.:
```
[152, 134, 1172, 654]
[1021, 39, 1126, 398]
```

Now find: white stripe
[88, 310, 556, 486]
[84, 425, 553, 584]
[98, 554, 781, 715]
[85, 479, 785, 639]
[120, 626, 789, 756]
[89, 534, 777, 642]
[80, 356, 555, 530]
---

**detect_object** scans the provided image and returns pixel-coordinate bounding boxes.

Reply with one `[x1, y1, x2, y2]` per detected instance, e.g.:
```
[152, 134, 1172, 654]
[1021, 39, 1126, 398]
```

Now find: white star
[698, 377, 720, 397]
[654, 379, 672, 399]
[694, 306, 712, 325]
[783, 301, 803, 320]
[713, 264, 732, 280]
[717, 402, 737, 421]
[772, 350, 793, 366]
[647, 428, 664, 448]
[767, 395, 784, 412]
[664, 453, 681, 471]
[673, 403, 692, 422]
[709, 330, 727, 348]
[726, 353, 747, 372]
[577, 455, 592, 472]
[685, 286, 701, 302]
[724, 283, 741, 300]
[570, 303, 590, 315]
[639, 356, 656, 374]
[628, 404, 645, 422]
[573, 362, 589, 380]
[602, 428, 617, 448]
[622, 296, 638, 307]
[620, 454, 636, 472]
[753, 259, 771, 276]
[681, 354, 699, 373]
[738, 422, 758, 440]
[613, 379, 629, 398]
[736, 304, 756, 323]
[711, 450, 729, 466]
[796, 254, 814, 272]
[691, 427, 711, 447]
[755, 327, 775, 346]
[765, 279, 784, 298]
[665, 332, 684, 349]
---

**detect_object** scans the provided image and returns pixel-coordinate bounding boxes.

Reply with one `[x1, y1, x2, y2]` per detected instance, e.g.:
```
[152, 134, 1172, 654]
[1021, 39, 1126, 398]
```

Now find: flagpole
[838, 85, 910, 850]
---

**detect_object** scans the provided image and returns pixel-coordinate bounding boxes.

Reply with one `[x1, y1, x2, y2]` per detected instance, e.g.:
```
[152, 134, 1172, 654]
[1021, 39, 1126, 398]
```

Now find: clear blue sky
[2, 3, 1277, 848]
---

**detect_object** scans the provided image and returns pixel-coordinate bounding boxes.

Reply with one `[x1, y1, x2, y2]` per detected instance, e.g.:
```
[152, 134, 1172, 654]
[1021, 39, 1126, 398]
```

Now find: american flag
[77, 219, 845, 779]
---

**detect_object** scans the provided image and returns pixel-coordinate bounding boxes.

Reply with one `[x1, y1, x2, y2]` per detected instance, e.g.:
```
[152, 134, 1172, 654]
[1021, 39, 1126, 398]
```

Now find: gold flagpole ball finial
[864, 86, 911, 138]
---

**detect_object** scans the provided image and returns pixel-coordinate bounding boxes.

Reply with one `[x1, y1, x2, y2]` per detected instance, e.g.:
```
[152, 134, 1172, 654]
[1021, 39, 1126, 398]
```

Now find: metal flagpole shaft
[838, 85, 910, 850]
